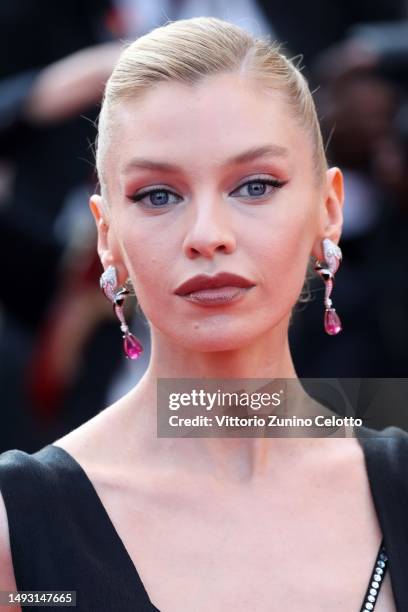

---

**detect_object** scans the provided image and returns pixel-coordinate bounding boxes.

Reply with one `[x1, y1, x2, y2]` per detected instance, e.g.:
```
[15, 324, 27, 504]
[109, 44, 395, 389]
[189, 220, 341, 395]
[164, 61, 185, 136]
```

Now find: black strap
[357, 425, 408, 609]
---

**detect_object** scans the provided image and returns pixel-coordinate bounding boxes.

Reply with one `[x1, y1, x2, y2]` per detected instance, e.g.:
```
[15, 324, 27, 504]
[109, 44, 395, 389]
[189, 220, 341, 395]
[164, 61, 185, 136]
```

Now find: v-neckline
[46, 444, 161, 612]
[44, 428, 406, 612]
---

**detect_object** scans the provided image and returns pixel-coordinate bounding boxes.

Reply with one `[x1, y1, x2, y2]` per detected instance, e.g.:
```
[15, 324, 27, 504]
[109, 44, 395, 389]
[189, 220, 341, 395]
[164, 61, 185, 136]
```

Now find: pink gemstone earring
[314, 238, 343, 335]
[99, 265, 143, 359]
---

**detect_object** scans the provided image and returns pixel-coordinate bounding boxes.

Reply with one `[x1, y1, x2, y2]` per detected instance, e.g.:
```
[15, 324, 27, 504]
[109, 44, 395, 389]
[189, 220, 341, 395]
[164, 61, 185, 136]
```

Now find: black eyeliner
[128, 177, 286, 206]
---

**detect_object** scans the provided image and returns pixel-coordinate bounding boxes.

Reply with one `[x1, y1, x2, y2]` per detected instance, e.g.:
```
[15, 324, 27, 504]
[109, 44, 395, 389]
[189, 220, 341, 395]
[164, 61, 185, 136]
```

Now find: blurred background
[0, 0, 407, 452]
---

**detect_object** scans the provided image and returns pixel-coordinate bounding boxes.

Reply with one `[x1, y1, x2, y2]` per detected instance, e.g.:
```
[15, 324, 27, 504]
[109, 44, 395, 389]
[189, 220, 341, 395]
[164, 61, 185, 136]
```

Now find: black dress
[0, 425, 407, 611]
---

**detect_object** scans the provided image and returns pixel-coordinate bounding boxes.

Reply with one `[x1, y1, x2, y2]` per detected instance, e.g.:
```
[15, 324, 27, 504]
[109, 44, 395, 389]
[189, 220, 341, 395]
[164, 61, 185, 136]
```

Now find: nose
[182, 194, 237, 259]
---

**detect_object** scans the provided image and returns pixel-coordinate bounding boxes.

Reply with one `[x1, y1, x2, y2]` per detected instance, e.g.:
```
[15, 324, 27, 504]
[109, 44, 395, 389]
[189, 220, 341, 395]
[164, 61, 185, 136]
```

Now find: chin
[170, 324, 261, 353]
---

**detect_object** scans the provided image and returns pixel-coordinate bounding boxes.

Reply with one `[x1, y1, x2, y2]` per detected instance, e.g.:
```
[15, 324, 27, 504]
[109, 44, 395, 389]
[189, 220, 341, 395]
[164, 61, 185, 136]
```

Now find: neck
[124, 316, 329, 484]
[147, 314, 297, 379]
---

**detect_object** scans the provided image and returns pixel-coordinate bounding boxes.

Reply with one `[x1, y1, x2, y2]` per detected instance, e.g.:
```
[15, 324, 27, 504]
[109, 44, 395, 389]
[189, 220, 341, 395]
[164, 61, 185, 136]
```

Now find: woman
[0, 16, 406, 611]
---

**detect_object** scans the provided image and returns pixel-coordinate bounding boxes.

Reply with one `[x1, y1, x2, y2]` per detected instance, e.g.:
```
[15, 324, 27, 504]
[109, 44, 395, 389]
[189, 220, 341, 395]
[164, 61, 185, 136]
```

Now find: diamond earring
[99, 265, 143, 359]
[314, 238, 343, 335]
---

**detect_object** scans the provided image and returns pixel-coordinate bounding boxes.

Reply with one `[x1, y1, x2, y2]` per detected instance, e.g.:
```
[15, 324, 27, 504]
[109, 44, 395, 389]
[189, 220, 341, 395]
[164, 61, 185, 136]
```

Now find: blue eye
[128, 177, 285, 209]
[129, 188, 181, 208]
[231, 178, 284, 198]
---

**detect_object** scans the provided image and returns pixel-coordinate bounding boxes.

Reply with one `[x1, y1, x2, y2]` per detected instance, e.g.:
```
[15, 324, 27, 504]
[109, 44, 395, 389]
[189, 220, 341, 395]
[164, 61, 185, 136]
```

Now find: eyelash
[128, 177, 285, 208]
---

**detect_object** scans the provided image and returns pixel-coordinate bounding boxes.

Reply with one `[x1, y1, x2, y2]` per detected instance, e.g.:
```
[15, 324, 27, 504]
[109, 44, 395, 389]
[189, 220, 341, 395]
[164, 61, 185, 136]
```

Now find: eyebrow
[121, 144, 289, 175]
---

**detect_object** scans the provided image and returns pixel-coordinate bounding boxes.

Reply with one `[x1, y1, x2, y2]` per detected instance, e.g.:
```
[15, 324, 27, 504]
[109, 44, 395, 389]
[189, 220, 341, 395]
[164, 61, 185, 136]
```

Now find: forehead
[107, 72, 310, 177]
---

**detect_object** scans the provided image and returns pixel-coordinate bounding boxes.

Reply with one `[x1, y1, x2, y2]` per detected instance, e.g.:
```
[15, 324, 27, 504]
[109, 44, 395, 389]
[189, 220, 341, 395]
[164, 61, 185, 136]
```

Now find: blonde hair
[96, 16, 327, 196]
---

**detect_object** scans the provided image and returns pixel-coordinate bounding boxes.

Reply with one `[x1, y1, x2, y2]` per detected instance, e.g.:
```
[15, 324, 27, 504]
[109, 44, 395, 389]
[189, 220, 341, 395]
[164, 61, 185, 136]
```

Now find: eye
[128, 176, 286, 209]
[231, 177, 285, 199]
[128, 187, 182, 208]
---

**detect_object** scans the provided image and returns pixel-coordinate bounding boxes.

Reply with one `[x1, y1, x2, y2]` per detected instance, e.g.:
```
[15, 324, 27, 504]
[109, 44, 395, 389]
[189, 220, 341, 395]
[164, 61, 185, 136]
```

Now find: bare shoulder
[52, 398, 130, 462]
[0, 489, 21, 610]
[297, 434, 371, 496]
[51, 394, 147, 488]
[321, 435, 368, 478]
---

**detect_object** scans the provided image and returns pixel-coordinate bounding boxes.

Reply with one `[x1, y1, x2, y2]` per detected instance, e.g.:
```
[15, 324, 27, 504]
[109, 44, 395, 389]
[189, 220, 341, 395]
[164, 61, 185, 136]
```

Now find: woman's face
[91, 72, 343, 351]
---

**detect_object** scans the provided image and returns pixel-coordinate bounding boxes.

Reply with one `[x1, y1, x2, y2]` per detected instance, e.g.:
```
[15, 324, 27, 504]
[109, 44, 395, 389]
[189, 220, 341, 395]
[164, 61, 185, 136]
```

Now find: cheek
[119, 229, 171, 304]
[252, 207, 315, 300]
[256, 204, 315, 261]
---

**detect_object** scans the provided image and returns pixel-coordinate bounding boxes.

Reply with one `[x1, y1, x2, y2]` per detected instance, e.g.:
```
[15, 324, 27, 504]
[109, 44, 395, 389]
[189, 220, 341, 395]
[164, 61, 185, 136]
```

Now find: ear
[311, 167, 344, 261]
[89, 195, 128, 283]
[89, 194, 112, 268]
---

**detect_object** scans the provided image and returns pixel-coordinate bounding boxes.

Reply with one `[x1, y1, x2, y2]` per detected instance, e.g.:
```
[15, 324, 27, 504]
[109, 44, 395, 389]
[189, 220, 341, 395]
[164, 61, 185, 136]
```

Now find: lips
[174, 272, 255, 296]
